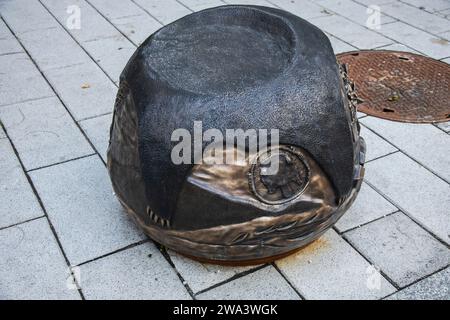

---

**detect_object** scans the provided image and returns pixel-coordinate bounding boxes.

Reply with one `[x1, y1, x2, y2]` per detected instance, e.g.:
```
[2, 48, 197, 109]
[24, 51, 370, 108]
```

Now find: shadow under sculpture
[107, 5, 365, 264]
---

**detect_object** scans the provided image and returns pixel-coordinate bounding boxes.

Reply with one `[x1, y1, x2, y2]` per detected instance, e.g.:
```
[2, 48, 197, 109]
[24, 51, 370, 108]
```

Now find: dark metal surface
[337, 50, 450, 123]
[107, 5, 365, 264]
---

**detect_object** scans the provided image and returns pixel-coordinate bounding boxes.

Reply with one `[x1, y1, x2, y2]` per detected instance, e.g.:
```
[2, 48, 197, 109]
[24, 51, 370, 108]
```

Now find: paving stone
[41, 0, 119, 43]
[377, 21, 450, 59]
[316, 0, 396, 27]
[79, 113, 112, 162]
[80, 243, 191, 299]
[365, 152, 450, 244]
[82, 36, 136, 82]
[443, 57, 450, 63]
[0, 38, 23, 56]
[0, 138, 44, 228]
[223, 0, 277, 7]
[387, 267, 450, 300]
[375, 42, 421, 53]
[0, 17, 12, 39]
[269, 0, 331, 20]
[29, 155, 145, 265]
[327, 33, 358, 53]
[438, 8, 450, 20]
[335, 182, 397, 232]
[0, 0, 59, 34]
[0, 127, 6, 139]
[0, 218, 80, 299]
[353, 0, 396, 5]
[197, 266, 300, 300]
[0, 97, 94, 170]
[440, 30, 450, 41]
[88, 0, 162, 45]
[276, 229, 396, 299]
[361, 117, 450, 182]
[169, 250, 256, 294]
[45, 62, 116, 121]
[0, 53, 54, 107]
[360, 124, 397, 162]
[379, 2, 450, 34]
[133, 0, 192, 24]
[435, 120, 450, 132]
[179, 0, 225, 11]
[396, 0, 450, 13]
[345, 212, 450, 287]
[18, 27, 89, 72]
[309, 14, 393, 49]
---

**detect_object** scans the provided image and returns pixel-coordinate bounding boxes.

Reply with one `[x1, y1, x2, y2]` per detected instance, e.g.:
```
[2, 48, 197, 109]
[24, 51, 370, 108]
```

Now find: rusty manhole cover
[337, 50, 450, 123]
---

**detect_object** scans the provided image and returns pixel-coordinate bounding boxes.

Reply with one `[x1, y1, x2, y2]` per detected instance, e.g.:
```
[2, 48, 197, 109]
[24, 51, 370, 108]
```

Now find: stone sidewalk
[0, 0, 449, 300]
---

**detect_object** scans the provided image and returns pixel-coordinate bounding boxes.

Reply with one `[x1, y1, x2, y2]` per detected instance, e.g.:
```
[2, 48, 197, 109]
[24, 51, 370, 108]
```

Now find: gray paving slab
[79, 243, 191, 300]
[0, 138, 44, 228]
[361, 117, 450, 182]
[0, 218, 80, 299]
[276, 230, 396, 299]
[360, 124, 397, 162]
[88, 0, 162, 45]
[0, 97, 94, 171]
[29, 155, 146, 265]
[365, 152, 450, 244]
[309, 14, 393, 49]
[386, 267, 450, 300]
[0, 0, 59, 34]
[377, 21, 450, 59]
[0, 38, 23, 56]
[133, 0, 192, 24]
[267, 0, 331, 20]
[224, 0, 276, 8]
[179, 0, 225, 11]
[41, 0, 121, 43]
[45, 62, 116, 121]
[400, 0, 450, 12]
[169, 250, 257, 294]
[0, 53, 54, 107]
[376, 42, 421, 54]
[196, 266, 300, 300]
[435, 121, 450, 132]
[79, 113, 112, 163]
[327, 33, 358, 53]
[18, 27, 89, 72]
[379, 1, 450, 34]
[316, 0, 396, 26]
[335, 182, 398, 232]
[345, 212, 450, 287]
[81, 36, 136, 82]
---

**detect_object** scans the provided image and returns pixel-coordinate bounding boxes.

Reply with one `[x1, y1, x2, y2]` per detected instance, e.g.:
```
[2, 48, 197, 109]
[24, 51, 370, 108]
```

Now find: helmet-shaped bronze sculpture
[107, 5, 365, 264]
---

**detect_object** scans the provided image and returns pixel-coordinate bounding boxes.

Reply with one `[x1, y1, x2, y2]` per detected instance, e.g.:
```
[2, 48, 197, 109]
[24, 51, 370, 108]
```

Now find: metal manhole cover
[337, 50, 450, 123]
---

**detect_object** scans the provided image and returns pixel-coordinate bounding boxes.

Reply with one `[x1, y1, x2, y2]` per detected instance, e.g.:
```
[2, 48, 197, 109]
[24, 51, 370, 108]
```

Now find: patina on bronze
[107, 5, 365, 264]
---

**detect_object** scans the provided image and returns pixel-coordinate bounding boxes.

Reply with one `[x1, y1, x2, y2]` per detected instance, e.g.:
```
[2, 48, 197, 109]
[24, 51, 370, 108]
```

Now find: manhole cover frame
[336, 50, 450, 123]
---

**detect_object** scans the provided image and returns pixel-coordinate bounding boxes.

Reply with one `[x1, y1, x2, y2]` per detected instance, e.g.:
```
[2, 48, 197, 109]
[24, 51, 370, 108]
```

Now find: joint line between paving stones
[361, 123, 450, 185]
[380, 262, 450, 299]
[0, 120, 85, 300]
[78, 111, 113, 123]
[0, 215, 46, 232]
[351, 0, 450, 40]
[152, 241, 197, 299]
[0, 14, 108, 176]
[334, 226, 401, 292]
[129, 0, 166, 26]
[364, 150, 400, 164]
[272, 263, 306, 300]
[397, 0, 450, 15]
[26, 153, 97, 173]
[338, 210, 400, 235]
[193, 264, 270, 297]
[84, 0, 140, 48]
[0, 94, 56, 109]
[75, 239, 150, 267]
[37, 0, 119, 88]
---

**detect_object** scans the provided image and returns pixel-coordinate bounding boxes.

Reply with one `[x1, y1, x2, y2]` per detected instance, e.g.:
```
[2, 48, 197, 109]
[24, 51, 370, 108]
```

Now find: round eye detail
[249, 146, 310, 205]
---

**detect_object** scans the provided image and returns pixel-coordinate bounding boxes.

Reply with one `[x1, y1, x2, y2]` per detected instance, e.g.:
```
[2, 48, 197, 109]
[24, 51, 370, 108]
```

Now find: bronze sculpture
[107, 5, 365, 264]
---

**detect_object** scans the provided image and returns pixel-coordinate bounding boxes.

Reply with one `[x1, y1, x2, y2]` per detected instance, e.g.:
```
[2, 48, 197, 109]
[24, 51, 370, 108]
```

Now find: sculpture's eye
[250, 146, 310, 204]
